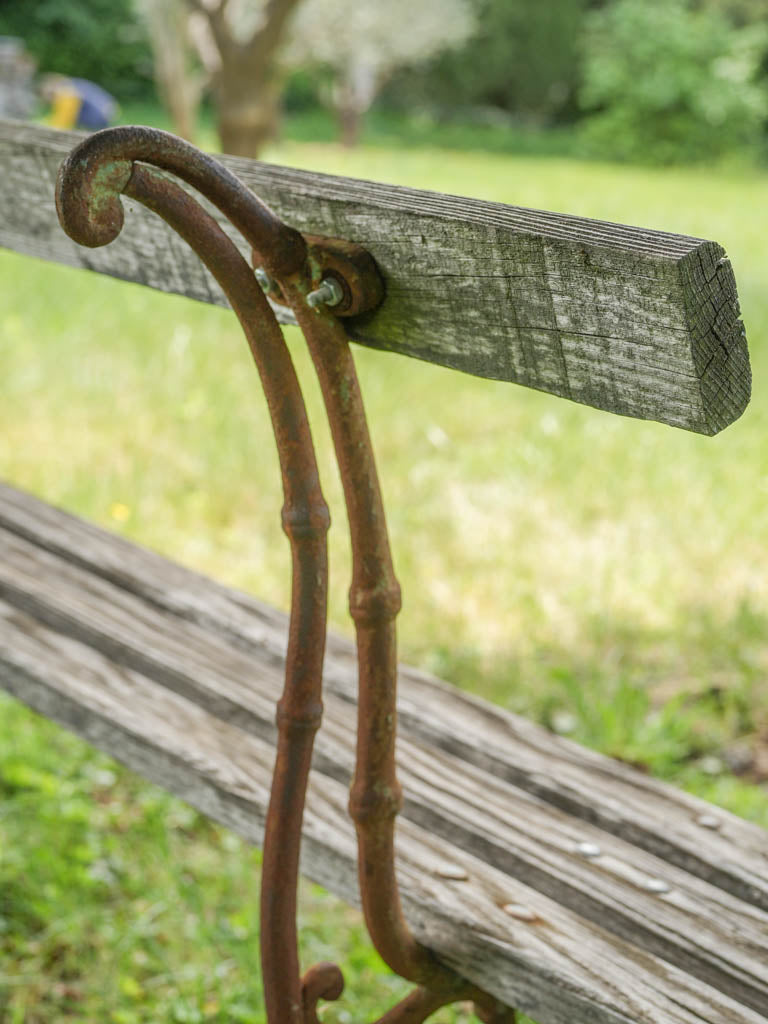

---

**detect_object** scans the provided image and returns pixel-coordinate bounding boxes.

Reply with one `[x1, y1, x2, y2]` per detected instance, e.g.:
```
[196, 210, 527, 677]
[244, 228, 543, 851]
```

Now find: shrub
[383, 0, 589, 125]
[578, 0, 768, 163]
[0, 0, 154, 103]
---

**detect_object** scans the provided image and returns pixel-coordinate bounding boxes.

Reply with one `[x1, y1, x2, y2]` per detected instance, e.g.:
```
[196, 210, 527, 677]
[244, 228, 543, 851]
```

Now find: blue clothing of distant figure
[71, 78, 116, 130]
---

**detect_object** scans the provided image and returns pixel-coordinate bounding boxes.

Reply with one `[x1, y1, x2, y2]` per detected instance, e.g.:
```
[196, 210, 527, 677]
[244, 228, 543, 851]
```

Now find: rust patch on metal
[304, 234, 385, 317]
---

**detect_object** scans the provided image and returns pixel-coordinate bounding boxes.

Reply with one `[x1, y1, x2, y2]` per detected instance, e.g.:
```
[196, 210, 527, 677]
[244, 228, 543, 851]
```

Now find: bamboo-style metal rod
[55, 126, 516, 1024]
[283, 286, 462, 986]
[58, 148, 329, 1024]
[282, 283, 518, 1024]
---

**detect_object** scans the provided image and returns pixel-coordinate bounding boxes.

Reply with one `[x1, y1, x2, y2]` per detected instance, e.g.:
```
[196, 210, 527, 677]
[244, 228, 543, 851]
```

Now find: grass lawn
[1, 124, 767, 1022]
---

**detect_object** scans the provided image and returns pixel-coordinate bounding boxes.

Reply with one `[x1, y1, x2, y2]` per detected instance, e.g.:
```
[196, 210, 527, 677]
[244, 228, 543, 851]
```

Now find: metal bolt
[643, 878, 671, 895]
[254, 267, 273, 292]
[502, 903, 538, 922]
[434, 863, 469, 881]
[307, 276, 344, 308]
[575, 841, 602, 859]
[696, 814, 722, 830]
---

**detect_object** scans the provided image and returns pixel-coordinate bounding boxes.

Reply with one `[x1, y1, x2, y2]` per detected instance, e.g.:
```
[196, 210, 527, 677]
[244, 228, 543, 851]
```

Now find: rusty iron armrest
[55, 127, 516, 1024]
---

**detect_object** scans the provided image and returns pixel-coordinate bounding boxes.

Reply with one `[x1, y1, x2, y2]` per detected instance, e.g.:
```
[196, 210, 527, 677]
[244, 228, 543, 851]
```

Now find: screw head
[575, 841, 602, 859]
[502, 903, 539, 922]
[696, 814, 722, 830]
[643, 878, 671, 895]
[434, 863, 469, 881]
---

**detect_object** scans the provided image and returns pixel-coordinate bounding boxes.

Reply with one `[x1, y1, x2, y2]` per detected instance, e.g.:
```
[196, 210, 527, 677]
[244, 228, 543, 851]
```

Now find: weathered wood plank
[0, 483, 767, 1020]
[1, 480, 765, 914]
[1, 600, 766, 1024]
[0, 120, 750, 434]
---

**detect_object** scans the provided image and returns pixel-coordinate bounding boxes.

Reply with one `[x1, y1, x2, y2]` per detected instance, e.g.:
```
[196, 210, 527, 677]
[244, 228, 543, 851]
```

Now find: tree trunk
[333, 60, 376, 148]
[164, 72, 201, 143]
[213, 61, 282, 157]
[337, 103, 361, 148]
[182, 0, 304, 159]
[144, 0, 202, 142]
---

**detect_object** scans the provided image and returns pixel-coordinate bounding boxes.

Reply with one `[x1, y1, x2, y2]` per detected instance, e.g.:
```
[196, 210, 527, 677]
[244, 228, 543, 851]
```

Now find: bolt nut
[304, 235, 384, 316]
[254, 267, 273, 292]
[307, 276, 345, 309]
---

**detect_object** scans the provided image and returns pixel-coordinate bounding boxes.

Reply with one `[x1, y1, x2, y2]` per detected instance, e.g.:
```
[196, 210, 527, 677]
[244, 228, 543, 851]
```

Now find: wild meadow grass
[1, 131, 767, 1021]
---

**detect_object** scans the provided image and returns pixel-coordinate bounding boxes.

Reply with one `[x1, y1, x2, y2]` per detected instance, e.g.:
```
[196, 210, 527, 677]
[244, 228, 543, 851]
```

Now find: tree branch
[244, 0, 304, 65]
[186, 13, 219, 75]
[183, 0, 231, 61]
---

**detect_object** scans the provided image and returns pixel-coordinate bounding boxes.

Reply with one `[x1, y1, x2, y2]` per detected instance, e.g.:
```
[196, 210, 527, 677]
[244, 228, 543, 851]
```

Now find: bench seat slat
[3, 519, 767, 1001]
[0, 483, 767, 1022]
[1, 520, 767, 1015]
[1, 598, 766, 1024]
[0, 479, 764, 913]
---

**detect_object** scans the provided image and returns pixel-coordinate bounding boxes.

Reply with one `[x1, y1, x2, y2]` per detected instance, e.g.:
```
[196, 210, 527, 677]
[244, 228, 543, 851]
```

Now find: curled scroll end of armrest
[55, 129, 144, 249]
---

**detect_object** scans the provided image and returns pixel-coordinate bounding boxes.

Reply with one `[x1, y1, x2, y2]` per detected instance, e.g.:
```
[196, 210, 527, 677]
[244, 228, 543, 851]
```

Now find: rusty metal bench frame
[55, 125, 514, 1024]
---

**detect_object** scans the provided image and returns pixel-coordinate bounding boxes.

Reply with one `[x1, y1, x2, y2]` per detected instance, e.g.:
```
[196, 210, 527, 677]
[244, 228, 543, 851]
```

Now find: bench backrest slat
[0, 121, 750, 435]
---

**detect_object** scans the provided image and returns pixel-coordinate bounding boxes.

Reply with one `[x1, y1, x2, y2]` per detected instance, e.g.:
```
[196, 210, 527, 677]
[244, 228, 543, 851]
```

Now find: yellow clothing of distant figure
[41, 76, 116, 131]
[48, 87, 81, 130]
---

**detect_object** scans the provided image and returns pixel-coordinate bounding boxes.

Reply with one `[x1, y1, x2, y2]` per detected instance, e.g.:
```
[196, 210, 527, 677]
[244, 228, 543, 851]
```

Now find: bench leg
[55, 126, 517, 1024]
[284, 276, 518, 1024]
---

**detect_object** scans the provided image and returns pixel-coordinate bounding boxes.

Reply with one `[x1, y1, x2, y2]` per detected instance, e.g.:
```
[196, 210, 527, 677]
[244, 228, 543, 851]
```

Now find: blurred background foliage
[578, 0, 768, 162]
[3, 0, 768, 163]
[384, 0, 589, 126]
[0, 0, 154, 101]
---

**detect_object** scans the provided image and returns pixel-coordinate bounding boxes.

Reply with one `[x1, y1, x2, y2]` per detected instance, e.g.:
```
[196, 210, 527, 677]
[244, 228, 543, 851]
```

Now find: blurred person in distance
[40, 73, 117, 131]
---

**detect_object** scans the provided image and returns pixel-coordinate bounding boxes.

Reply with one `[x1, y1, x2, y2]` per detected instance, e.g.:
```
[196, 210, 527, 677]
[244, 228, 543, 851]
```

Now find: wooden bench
[0, 121, 766, 1024]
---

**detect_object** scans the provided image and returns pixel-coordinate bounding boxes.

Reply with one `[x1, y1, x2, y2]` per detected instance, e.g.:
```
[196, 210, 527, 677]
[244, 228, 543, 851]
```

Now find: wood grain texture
[0, 482, 766, 1022]
[1, 481, 765, 913]
[2, 603, 767, 1024]
[0, 120, 751, 434]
